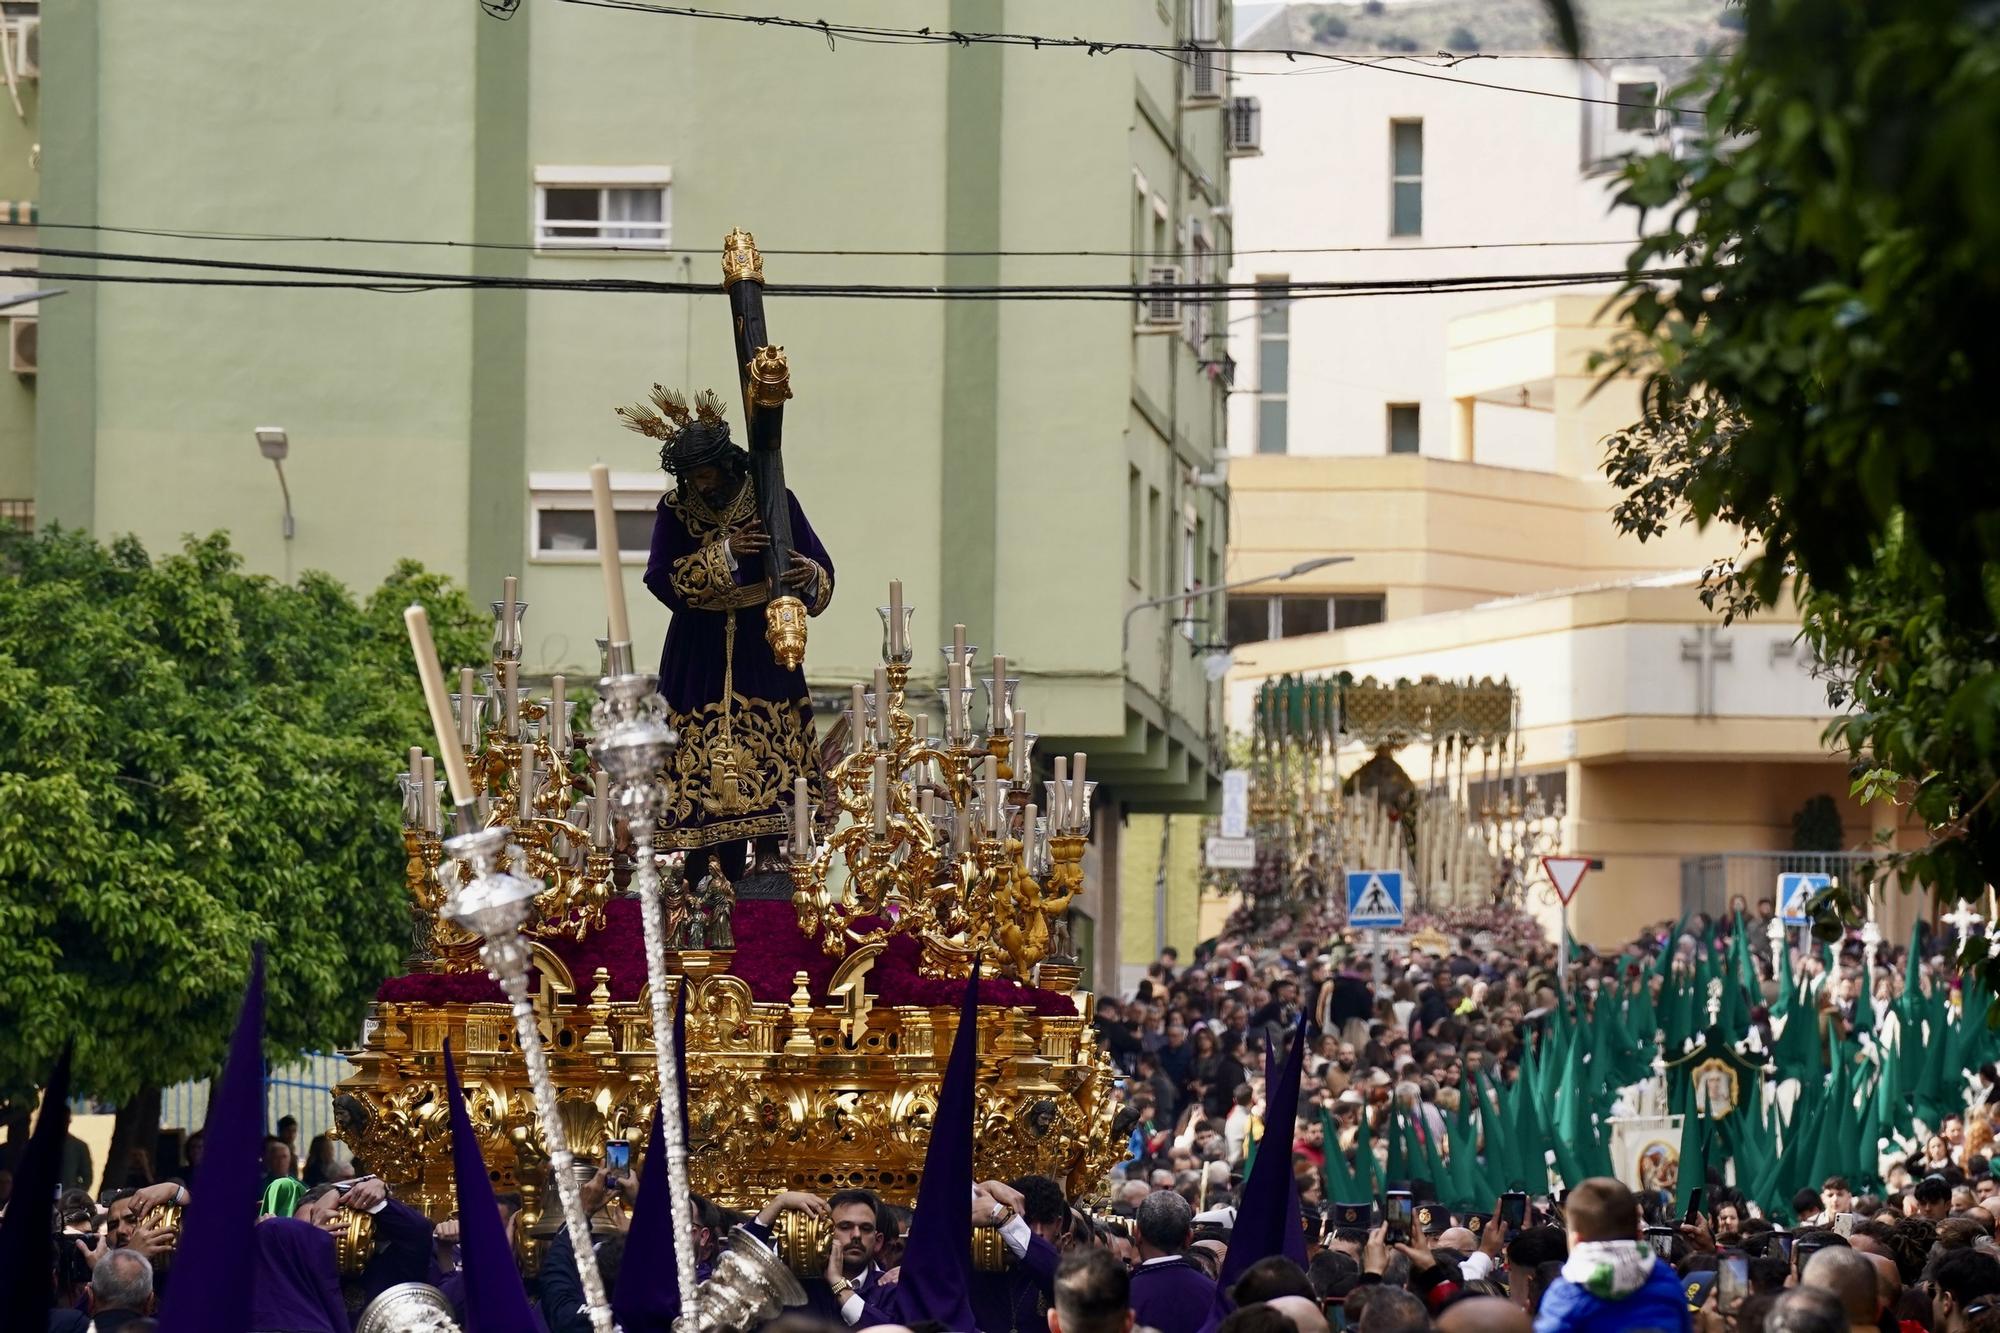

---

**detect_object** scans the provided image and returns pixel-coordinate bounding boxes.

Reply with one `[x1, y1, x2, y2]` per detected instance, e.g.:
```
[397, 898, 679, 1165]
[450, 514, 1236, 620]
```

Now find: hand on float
[342, 1177, 388, 1213]
[757, 1190, 830, 1227]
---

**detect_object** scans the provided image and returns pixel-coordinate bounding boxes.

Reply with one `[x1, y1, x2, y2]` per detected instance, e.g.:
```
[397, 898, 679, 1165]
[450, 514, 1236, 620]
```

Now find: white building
[1224, 1, 1723, 467]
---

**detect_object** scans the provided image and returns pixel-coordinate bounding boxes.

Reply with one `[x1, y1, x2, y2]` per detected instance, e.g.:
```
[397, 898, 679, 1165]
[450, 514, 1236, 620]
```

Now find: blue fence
[157, 1052, 356, 1143]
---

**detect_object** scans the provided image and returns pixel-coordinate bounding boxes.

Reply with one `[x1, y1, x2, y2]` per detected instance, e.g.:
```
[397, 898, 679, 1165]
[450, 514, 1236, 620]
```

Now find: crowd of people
[9, 892, 2000, 1333]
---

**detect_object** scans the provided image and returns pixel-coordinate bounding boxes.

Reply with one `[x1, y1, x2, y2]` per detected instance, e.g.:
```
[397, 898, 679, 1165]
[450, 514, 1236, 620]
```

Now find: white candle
[420, 756, 437, 831]
[872, 755, 890, 838]
[1072, 752, 1087, 831]
[794, 775, 811, 855]
[984, 754, 1001, 834]
[404, 605, 477, 806]
[873, 666, 890, 744]
[502, 660, 520, 738]
[953, 623, 967, 666]
[990, 655, 1008, 733]
[914, 714, 929, 744]
[550, 674, 567, 752]
[947, 661, 966, 740]
[953, 801, 969, 854]
[591, 771, 610, 847]
[889, 579, 905, 656]
[1023, 801, 1037, 852]
[517, 728, 536, 817]
[502, 575, 519, 656]
[589, 464, 632, 646]
[1011, 707, 1028, 778]
[1053, 755, 1070, 831]
[458, 667, 478, 746]
[405, 746, 423, 824]
[850, 683, 867, 752]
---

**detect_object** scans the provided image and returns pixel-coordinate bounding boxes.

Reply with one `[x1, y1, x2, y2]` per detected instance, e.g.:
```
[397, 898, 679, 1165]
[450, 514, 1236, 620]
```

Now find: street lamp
[254, 426, 295, 540]
[1121, 554, 1353, 655]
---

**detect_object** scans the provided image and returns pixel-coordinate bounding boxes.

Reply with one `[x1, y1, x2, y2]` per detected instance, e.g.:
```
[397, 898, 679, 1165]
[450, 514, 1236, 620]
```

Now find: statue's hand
[782, 554, 819, 591]
[729, 519, 770, 557]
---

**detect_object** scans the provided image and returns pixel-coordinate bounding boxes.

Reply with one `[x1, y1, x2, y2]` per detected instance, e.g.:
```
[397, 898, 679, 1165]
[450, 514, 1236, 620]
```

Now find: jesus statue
[619, 387, 834, 877]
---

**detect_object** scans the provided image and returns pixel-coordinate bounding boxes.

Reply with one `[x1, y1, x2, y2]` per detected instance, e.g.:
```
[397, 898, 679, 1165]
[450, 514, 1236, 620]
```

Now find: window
[1257, 278, 1289, 455]
[1227, 593, 1389, 643]
[1127, 468, 1144, 586]
[0, 498, 32, 534]
[529, 473, 657, 562]
[1187, 218, 1214, 350]
[1388, 402, 1421, 454]
[1615, 82, 1660, 132]
[534, 166, 671, 249]
[1390, 120, 1423, 237]
[1147, 485, 1162, 595]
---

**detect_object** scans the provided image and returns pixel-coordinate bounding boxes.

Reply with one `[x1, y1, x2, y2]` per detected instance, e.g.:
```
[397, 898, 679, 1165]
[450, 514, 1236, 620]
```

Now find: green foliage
[1308, 13, 1348, 41]
[0, 528, 485, 1104]
[1445, 25, 1479, 52]
[1600, 0, 2000, 937]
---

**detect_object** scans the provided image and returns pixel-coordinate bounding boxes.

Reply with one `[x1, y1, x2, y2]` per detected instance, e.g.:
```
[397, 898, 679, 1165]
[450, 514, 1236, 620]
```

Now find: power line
[0, 246, 1663, 302]
[7, 218, 1643, 262]
[544, 1, 1708, 115]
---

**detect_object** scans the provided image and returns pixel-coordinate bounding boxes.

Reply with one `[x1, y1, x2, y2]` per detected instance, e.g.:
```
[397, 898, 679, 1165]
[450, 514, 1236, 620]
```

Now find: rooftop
[1239, 0, 1739, 59]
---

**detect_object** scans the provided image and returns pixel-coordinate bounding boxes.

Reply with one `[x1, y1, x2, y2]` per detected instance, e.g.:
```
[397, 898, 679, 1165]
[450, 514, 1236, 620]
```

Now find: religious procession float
[320, 232, 1121, 1331]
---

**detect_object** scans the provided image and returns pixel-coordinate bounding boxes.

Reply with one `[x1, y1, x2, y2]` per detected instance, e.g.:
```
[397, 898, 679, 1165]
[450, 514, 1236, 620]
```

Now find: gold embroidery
[660, 688, 824, 849]
[668, 542, 739, 611]
[665, 481, 774, 612]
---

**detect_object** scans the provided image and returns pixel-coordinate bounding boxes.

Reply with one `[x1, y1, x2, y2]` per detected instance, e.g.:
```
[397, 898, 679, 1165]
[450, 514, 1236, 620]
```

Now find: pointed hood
[614, 983, 693, 1331]
[0, 1044, 73, 1331]
[1222, 1012, 1310, 1282]
[884, 966, 980, 1331]
[161, 945, 267, 1333]
[1263, 1035, 1308, 1265]
[445, 1040, 540, 1333]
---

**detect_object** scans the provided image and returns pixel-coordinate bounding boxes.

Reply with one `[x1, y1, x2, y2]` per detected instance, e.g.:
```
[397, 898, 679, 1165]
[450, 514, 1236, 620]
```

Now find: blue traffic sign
[1778, 872, 1832, 926]
[1346, 870, 1405, 928]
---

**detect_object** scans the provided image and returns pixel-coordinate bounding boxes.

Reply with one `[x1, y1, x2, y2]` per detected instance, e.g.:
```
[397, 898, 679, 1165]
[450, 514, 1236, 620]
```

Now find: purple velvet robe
[970, 1232, 1060, 1333]
[1130, 1257, 1219, 1333]
[642, 482, 833, 853]
[248, 1218, 349, 1333]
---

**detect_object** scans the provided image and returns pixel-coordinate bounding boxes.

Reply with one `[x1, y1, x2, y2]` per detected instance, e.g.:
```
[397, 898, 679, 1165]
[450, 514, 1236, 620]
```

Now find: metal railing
[1679, 850, 1897, 921]
[157, 1051, 355, 1144]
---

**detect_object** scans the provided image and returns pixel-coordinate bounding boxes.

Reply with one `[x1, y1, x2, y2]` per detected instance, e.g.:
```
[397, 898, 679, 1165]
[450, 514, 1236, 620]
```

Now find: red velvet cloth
[375, 896, 1076, 1016]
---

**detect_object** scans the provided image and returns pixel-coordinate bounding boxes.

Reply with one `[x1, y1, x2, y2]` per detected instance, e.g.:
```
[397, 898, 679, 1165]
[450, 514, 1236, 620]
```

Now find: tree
[0, 527, 485, 1144]
[1596, 0, 2000, 943]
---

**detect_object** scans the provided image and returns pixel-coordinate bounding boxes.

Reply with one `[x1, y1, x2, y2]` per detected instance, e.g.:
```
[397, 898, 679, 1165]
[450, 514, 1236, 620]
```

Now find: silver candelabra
[441, 822, 614, 1333]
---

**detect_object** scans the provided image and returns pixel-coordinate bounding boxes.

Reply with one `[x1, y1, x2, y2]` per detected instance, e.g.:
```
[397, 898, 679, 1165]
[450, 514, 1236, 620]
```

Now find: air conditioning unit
[1188, 44, 1221, 100]
[11, 18, 37, 80]
[1228, 96, 1262, 154]
[10, 316, 36, 376]
[1142, 266, 1182, 326]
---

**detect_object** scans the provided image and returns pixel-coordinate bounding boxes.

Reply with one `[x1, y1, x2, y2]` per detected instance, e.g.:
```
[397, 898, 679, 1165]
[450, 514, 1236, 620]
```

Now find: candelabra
[440, 821, 613, 1333]
[787, 596, 1096, 981]
[398, 593, 620, 968]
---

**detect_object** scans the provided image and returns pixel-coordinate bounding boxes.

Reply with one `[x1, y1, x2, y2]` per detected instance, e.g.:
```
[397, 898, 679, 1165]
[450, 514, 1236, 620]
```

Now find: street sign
[1778, 872, 1832, 926]
[1346, 870, 1405, 928]
[1221, 769, 1250, 839]
[1205, 835, 1256, 870]
[1543, 856, 1592, 905]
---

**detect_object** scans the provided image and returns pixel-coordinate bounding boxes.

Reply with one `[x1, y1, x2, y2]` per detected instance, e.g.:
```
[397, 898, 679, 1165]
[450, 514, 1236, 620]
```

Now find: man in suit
[1129, 1191, 1216, 1333]
[744, 1188, 895, 1326]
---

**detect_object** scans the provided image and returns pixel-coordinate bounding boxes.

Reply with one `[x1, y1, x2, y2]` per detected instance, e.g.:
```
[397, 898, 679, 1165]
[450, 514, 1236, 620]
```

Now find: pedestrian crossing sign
[1778, 872, 1832, 926]
[1346, 870, 1404, 928]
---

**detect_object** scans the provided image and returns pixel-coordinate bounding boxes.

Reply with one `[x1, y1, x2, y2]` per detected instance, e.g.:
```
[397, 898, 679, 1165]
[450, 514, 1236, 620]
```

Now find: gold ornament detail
[765, 594, 808, 670]
[721, 228, 764, 287]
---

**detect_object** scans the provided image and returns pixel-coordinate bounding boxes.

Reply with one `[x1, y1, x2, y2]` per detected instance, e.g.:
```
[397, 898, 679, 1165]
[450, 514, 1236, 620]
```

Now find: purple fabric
[612, 985, 690, 1331]
[161, 946, 266, 1333]
[445, 1041, 539, 1333]
[1130, 1259, 1219, 1333]
[970, 1231, 1059, 1333]
[377, 897, 1076, 1015]
[1201, 1013, 1311, 1333]
[882, 966, 980, 1331]
[247, 1219, 349, 1333]
[641, 486, 834, 847]
[1261, 1038, 1309, 1267]
[358, 1199, 435, 1304]
[0, 1044, 71, 1329]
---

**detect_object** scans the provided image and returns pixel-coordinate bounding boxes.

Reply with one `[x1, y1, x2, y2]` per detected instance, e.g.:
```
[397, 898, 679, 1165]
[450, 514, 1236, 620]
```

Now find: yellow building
[1124, 295, 1926, 971]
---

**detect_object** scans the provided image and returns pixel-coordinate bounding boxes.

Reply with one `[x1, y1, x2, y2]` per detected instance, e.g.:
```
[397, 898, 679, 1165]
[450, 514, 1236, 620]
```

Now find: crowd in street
[12, 894, 2000, 1333]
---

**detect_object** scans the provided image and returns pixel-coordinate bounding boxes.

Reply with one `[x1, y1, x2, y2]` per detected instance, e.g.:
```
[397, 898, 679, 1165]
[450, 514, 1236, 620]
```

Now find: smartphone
[1774, 1234, 1795, 1262]
[1794, 1238, 1826, 1273]
[1717, 1250, 1750, 1311]
[605, 1141, 631, 1170]
[1683, 1188, 1705, 1225]
[1500, 1192, 1529, 1229]
[1834, 1211, 1858, 1238]
[1384, 1191, 1414, 1245]
[1644, 1226, 1678, 1260]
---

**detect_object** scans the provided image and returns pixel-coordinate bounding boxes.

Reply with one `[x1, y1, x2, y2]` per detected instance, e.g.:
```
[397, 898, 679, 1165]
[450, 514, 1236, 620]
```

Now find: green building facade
[23, 0, 1234, 988]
